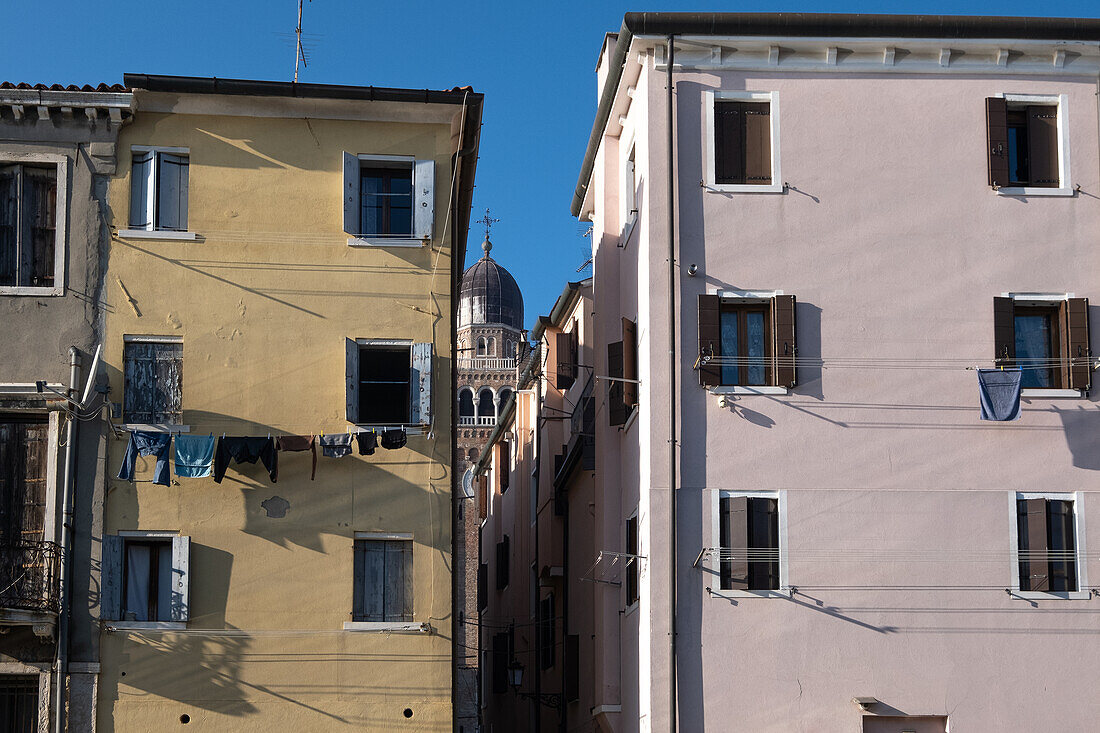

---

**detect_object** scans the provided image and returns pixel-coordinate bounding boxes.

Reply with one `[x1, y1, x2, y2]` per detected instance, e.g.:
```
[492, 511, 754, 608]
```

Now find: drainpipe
[665, 34, 678, 733]
[534, 382, 542, 732]
[54, 347, 80, 733]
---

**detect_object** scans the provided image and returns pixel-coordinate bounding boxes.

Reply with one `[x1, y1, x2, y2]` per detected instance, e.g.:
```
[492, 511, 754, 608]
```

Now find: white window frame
[345, 153, 434, 247]
[119, 146, 195, 240]
[707, 288, 790, 395]
[621, 139, 639, 243]
[0, 152, 68, 296]
[1008, 491, 1089, 600]
[347, 337, 432, 427]
[995, 94, 1073, 198]
[1002, 292, 1085, 398]
[108, 530, 189, 630]
[709, 489, 790, 598]
[704, 90, 783, 194]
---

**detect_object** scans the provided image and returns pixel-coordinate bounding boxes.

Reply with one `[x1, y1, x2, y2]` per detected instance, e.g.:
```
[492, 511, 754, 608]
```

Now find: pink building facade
[572, 13, 1100, 733]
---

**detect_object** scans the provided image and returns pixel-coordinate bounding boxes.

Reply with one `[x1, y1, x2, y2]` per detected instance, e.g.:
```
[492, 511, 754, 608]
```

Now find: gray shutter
[345, 338, 359, 423]
[352, 541, 365, 620]
[411, 342, 432, 425]
[623, 318, 638, 417]
[1065, 298, 1090, 390]
[1027, 106, 1059, 188]
[129, 151, 154, 229]
[400, 541, 413, 621]
[413, 159, 435, 241]
[772, 295, 797, 387]
[986, 97, 1010, 187]
[102, 535, 123, 621]
[170, 535, 190, 622]
[343, 152, 360, 235]
[361, 541, 385, 621]
[721, 496, 749, 590]
[993, 297, 1016, 365]
[698, 294, 722, 386]
[383, 542, 406, 622]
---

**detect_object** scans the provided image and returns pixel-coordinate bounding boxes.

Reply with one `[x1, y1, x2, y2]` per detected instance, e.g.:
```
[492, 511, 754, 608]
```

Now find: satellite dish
[461, 469, 475, 499]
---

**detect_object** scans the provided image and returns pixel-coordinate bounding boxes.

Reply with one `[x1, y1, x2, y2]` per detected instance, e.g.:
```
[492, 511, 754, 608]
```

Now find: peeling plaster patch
[214, 326, 241, 341]
[166, 312, 182, 329]
[237, 299, 246, 318]
[261, 496, 290, 518]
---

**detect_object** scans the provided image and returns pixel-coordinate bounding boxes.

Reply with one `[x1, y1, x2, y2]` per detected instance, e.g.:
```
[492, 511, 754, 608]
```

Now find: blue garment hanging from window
[977, 368, 1023, 421]
[117, 431, 172, 486]
[174, 434, 215, 478]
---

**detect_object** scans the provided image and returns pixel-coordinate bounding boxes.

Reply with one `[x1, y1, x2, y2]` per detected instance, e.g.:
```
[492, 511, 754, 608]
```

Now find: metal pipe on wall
[54, 347, 81, 733]
[665, 34, 679, 733]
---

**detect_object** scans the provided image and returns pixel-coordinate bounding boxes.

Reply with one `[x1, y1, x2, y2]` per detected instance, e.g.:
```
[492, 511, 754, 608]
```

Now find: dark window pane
[359, 347, 409, 423]
[24, 167, 56, 286]
[746, 311, 766, 385]
[1015, 312, 1054, 388]
[1048, 500, 1077, 592]
[1008, 124, 1029, 184]
[720, 310, 740, 385]
[360, 166, 412, 236]
[0, 168, 16, 286]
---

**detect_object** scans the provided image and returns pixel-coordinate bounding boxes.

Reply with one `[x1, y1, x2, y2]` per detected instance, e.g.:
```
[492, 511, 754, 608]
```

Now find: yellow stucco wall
[99, 104, 456, 731]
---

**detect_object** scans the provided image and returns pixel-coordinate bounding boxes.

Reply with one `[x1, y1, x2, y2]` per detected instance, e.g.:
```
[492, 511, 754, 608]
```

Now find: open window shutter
[1022, 498, 1049, 591]
[158, 154, 188, 231]
[383, 541, 412, 621]
[545, 332, 560, 388]
[607, 340, 625, 426]
[342, 152, 360, 235]
[555, 332, 575, 390]
[713, 101, 743, 184]
[698, 294, 722, 386]
[129, 151, 154, 229]
[101, 535, 123, 621]
[749, 498, 780, 591]
[361, 541, 385, 621]
[743, 103, 772, 184]
[993, 297, 1016, 365]
[985, 98, 1010, 187]
[413, 159, 435, 240]
[411, 342, 432, 425]
[1027, 106, 1059, 188]
[345, 338, 359, 423]
[772, 295, 797, 387]
[720, 496, 749, 590]
[478, 474, 488, 519]
[352, 542, 365, 620]
[1065, 298, 1090, 390]
[170, 535, 191, 622]
[623, 318, 638, 416]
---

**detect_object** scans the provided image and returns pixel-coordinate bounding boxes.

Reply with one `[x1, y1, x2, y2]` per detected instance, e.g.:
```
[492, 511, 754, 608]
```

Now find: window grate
[0, 675, 39, 733]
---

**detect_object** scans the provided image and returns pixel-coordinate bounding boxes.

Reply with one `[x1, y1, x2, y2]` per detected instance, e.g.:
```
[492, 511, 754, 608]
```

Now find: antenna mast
[294, 0, 307, 82]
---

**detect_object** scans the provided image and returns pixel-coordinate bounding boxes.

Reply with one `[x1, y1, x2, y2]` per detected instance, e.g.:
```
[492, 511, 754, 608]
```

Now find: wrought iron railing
[0, 542, 60, 614]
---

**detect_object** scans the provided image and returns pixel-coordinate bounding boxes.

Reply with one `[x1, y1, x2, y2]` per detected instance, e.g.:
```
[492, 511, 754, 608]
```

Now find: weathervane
[478, 208, 500, 242]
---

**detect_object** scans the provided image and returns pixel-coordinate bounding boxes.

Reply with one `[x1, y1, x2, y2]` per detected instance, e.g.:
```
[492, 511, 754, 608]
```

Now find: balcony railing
[0, 542, 60, 615]
[459, 416, 497, 427]
[458, 358, 516, 371]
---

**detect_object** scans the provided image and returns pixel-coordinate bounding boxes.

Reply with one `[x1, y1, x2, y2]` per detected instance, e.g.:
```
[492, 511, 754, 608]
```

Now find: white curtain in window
[124, 545, 151, 621]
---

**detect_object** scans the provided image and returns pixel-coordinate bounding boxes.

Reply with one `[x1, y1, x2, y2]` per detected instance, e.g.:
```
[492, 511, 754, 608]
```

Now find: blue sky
[4, 1, 1098, 330]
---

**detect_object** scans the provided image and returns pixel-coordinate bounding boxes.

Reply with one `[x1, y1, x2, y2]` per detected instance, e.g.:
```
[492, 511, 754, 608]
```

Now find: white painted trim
[1011, 590, 1092, 600]
[119, 424, 190, 433]
[123, 334, 183, 343]
[592, 705, 623, 716]
[1008, 491, 1088, 599]
[43, 413, 59, 546]
[704, 90, 783, 194]
[0, 383, 63, 394]
[0, 153, 69, 294]
[710, 386, 789, 396]
[0, 287, 64, 296]
[619, 213, 637, 246]
[1021, 389, 1083, 398]
[355, 338, 413, 347]
[347, 236, 426, 248]
[354, 531, 413, 541]
[1004, 292, 1072, 302]
[623, 600, 639, 616]
[107, 621, 186, 630]
[117, 530, 179, 538]
[131, 145, 189, 154]
[708, 489, 789, 598]
[709, 588, 792, 599]
[118, 229, 198, 241]
[713, 288, 783, 300]
[996, 186, 1075, 197]
[342, 621, 429, 633]
[356, 154, 415, 163]
[621, 406, 639, 433]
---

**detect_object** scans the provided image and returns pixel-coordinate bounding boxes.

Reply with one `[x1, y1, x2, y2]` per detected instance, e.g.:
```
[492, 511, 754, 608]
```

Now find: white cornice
[0, 90, 134, 124]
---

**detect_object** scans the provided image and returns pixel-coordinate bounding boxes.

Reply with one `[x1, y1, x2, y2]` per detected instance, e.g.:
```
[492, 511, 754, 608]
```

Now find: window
[458, 389, 475, 418]
[717, 492, 784, 592]
[625, 514, 639, 607]
[102, 534, 190, 623]
[698, 293, 796, 389]
[345, 340, 432, 425]
[477, 337, 486, 356]
[0, 164, 59, 290]
[0, 675, 40, 732]
[498, 440, 511, 493]
[496, 535, 510, 589]
[986, 96, 1067, 192]
[0, 416, 48, 545]
[530, 469, 538, 525]
[353, 538, 412, 622]
[477, 562, 488, 611]
[123, 338, 183, 425]
[487, 337, 496, 356]
[608, 318, 638, 426]
[477, 388, 495, 420]
[993, 296, 1090, 390]
[129, 149, 189, 232]
[549, 328, 578, 391]
[342, 154, 435, 243]
[491, 632, 509, 694]
[624, 145, 637, 219]
[705, 91, 781, 192]
[539, 593, 555, 670]
[1014, 494, 1083, 596]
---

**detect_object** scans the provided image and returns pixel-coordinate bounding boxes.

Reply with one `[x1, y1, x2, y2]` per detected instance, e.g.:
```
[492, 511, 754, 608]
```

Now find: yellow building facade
[97, 75, 481, 731]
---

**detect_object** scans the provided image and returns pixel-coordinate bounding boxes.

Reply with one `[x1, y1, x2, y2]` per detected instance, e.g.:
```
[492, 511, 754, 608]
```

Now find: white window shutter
[343, 152, 360, 235]
[413, 159, 435, 241]
[411, 342, 432, 425]
[346, 337, 360, 423]
[170, 535, 191, 622]
[101, 535, 123, 621]
[129, 151, 154, 229]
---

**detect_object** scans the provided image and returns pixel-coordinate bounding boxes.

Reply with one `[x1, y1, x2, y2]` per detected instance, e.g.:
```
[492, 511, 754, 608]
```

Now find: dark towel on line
[977, 368, 1023, 421]
[117, 431, 172, 486]
[213, 437, 278, 483]
[276, 435, 316, 480]
[381, 428, 407, 450]
[319, 434, 353, 458]
[356, 431, 377, 456]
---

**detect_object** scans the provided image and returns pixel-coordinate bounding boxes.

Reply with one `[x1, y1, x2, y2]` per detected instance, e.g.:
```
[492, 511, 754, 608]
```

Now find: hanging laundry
[174, 434, 216, 478]
[356, 431, 377, 456]
[117, 431, 172, 487]
[977, 368, 1023, 421]
[276, 435, 316, 480]
[319, 433, 353, 458]
[213, 437, 278, 484]
[381, 428, 407, 450]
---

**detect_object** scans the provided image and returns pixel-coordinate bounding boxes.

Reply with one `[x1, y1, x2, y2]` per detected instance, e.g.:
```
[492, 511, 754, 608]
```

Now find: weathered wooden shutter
[607, 340, 625, 426]
[623, 318, 638, 417]
[1065, 298, 1090, 390]
[1027, 106, 1059, 188]
[342, 152, 360, 235]
[345, 338, 359, 423]
[720, 496, 748, 590]
[101, 535, 123, 621]
[491, 633, 508, 694]
[129, 151, 155, 229]
[698, 294, 722, 386]
[384, 541, 413, 621]
[714, 101, 743, 184]
[993, 297, 1016, 365]
[357, 540, 386, 621]
[555, 332, 575, 390]
[564, 634, 580, 702]
[410, 342, 432, 424]
[413, 159, 435, 241]
[170, 535, 190, 622]
[985, 98, 1010, 187]
[1020, 498, 1049, 592]
[772, 295, 797, 387]
[749, 498, 780, 591]
[743, 103, 772, 184]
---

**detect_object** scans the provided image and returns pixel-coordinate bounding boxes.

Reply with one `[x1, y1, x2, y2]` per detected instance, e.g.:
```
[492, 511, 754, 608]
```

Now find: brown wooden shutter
[623, 318, 638, 417]
[477, 474, 488, 519]
[749, 497, 780, 591]
[698, 294, 722, 386]
[1065, 297, 1090, 390]
[743, 102, 772, 184]
[1027, 105, 1059, 187]
[720, 496, 748, 590]
[714, 101, 743, 184]
[1021, 498, 1049, 591]
[986, 97, 1010, 187]
[555, 331, 575, 390]
[607, 340, 625, 426]
[772, 295, 797, 387]
[993, 297, 1016, 365]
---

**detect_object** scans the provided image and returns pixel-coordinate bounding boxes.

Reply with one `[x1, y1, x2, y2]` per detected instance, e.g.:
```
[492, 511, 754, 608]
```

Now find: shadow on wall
[1052, 404, 1100, 471]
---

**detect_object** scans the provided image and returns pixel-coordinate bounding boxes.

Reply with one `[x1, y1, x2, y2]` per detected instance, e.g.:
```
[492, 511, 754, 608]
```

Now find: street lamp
[507, 659, 562, 709]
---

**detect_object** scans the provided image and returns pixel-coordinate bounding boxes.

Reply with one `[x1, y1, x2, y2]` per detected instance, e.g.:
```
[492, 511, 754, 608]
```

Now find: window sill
[621, 407, 639, 433]
[709, 386, 789, 395]
[623, 600, 639, 617]
[709, 588, 792, 599]
[107, 621, 187, 631]
[347, 237, 427, 248]
[1021, 389, 1083, 398]
[995, 186, 1074, 198]
[118, 229, 199, 241]
[343, 621, 431, 633]
[1010, 590, 1091, 601]
[0, 286, 63, 297]
[619, 214, 637, 246]
[704, 182, 784, 194]
[119, 424, 190, 433]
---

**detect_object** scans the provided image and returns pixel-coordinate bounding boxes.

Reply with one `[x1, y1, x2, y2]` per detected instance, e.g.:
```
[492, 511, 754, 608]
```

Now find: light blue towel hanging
[977, 368, 1023, 421]
[174, 434, 216, 478]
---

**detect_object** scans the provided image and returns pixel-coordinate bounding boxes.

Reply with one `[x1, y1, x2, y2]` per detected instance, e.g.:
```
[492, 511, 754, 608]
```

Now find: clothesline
[698, 355, 1095, 371]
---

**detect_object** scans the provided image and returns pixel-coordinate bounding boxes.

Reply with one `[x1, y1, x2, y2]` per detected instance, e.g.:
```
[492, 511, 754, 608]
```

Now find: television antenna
[294, 0, 313, 82]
